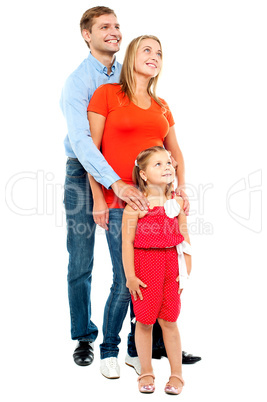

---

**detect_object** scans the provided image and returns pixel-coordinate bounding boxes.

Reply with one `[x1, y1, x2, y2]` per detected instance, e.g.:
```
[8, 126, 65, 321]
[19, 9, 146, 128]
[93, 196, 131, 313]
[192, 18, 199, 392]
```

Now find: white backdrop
[1, 0, 266, 401]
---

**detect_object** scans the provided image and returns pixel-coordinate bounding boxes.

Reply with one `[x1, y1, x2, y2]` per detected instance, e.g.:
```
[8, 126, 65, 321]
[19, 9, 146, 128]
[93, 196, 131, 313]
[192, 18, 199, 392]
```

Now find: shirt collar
[88, 52, 117, 76]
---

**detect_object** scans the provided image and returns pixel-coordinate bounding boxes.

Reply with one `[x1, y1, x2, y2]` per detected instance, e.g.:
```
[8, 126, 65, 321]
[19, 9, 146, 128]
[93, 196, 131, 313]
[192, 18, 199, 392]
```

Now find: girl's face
[140, 150, 175, 186]
[134, 38, 162, 79]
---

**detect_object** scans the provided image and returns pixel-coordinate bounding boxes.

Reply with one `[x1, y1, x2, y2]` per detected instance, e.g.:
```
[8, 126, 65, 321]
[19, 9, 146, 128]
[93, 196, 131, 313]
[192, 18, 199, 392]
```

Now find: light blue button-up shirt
[60, 52, 122, 189]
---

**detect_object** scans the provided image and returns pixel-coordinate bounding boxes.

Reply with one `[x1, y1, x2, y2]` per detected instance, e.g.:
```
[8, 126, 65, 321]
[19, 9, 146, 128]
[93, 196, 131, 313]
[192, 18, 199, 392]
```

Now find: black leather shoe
[73, 341, 94, 366]
[182, 351, 201, 364]
[152, 347, 201, 364]
[152, 348, 163, 360]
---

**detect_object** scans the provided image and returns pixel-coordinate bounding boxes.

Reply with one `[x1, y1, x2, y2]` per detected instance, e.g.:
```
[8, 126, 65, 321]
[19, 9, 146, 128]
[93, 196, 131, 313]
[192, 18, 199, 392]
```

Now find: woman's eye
[144, 48, 150, 53]
[155, 163, 161, 166]
[157, 52, 162, 57]
[101, 26, 107, 29]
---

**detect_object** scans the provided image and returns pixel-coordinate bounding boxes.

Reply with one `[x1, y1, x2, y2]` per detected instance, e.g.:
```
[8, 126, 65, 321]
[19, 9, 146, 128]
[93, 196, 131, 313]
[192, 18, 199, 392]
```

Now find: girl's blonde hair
[119, 35, 164, 108]
[133, 146, 173, 197]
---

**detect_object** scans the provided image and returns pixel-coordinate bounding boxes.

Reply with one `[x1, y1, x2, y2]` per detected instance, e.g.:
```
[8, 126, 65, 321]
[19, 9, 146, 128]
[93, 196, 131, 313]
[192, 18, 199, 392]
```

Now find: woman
[87, 35, 188, 379]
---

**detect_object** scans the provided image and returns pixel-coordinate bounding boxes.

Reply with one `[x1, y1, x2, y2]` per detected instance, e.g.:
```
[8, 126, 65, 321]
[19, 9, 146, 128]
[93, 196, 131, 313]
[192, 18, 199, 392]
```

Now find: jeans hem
[100, 353, 119, 360]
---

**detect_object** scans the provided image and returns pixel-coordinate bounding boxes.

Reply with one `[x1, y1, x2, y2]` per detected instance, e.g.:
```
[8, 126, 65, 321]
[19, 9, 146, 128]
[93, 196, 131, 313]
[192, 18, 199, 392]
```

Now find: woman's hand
[126, 275, 147, 301]
[92, 198, 109, 230]
[175, 187, 190, 215]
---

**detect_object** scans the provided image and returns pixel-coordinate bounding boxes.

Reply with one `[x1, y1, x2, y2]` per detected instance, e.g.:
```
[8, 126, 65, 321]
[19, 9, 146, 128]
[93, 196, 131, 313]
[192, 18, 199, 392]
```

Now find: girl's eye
[155, 162, 161, 166]
[167, 162, 171, 165]
[101, 26, 107, 29]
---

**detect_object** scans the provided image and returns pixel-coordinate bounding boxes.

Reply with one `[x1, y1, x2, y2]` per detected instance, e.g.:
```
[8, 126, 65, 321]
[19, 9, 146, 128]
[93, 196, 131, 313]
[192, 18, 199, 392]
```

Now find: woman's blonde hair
[132, 146, 173, 197]
[119, 35, 164, 108]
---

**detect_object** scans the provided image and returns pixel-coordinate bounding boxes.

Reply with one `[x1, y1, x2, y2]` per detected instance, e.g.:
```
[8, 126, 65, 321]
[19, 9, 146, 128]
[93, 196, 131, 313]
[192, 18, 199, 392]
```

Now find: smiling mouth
[106, 39, 119, 43]
[146, 63, 157, 68]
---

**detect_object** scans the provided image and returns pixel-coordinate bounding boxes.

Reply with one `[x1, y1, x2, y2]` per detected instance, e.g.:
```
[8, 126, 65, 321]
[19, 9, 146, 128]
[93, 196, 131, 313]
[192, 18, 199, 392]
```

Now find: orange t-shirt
[88, 84, 175, 208]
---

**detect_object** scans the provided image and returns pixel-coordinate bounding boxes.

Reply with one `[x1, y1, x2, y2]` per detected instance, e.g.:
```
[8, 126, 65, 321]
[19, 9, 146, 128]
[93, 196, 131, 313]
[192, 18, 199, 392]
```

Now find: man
[60, 6, 201, 379]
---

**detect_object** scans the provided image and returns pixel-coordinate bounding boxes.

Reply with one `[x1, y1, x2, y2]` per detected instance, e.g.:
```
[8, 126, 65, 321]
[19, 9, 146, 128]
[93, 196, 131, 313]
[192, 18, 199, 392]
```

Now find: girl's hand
[176, 276, 183, 295]
[93, 199, 109, 230]
[184, 253, 192, 276]
[126, 276, 147, 301]
[175, 188, 190, 215]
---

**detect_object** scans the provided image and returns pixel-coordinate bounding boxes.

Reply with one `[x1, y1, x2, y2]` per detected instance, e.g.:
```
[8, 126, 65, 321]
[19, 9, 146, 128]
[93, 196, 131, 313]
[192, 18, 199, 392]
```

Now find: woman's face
[134, 38, 162, 79]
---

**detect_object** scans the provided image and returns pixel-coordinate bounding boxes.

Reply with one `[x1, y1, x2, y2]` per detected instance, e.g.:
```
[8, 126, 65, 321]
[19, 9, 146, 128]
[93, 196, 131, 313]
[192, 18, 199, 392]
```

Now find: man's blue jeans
[64, 158, 98, 342]
[64, 158, 130, 358]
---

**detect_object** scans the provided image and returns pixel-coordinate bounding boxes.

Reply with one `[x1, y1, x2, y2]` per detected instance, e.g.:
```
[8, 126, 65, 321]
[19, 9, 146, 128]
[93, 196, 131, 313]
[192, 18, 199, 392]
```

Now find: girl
[122, 146, 192, 395]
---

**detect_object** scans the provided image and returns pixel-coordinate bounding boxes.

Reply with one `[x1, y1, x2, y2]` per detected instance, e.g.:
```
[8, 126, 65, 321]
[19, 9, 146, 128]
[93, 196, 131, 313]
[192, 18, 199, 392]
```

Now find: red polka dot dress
[133, 197, 184, 325]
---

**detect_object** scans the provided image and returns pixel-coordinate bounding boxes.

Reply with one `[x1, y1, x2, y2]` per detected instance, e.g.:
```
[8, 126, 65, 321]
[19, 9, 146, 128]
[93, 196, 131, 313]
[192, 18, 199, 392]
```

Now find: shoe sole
[125, 362, 141, 375]
[74, 361, 91, 366]
[182, 358, 202, 364]
[101, 373, 120, 379]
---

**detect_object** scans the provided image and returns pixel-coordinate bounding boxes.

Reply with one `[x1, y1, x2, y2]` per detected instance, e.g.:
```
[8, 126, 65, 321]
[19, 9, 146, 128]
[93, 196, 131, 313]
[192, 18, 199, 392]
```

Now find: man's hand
[111, 180, 149, 211]
[92, 198, 109, 230]
[126, 275, 147, 301]
[175, 187, 190, 215]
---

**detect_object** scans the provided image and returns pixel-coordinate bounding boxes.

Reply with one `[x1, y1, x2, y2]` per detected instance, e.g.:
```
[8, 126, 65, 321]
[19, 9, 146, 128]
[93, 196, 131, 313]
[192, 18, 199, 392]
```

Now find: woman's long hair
[119, 35, 164, 108]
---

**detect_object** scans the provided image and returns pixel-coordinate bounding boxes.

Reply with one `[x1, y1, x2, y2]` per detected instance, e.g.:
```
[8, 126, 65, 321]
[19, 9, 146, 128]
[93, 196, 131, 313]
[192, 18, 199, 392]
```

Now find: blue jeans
[100, 208, 131, 359]
[64, 158, 98, 342]
[64, 158, 130, 358]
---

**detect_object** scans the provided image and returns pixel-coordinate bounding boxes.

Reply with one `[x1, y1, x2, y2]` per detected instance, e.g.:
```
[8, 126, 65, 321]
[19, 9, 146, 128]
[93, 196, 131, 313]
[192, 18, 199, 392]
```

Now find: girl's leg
[157, 318, 183, 388]
[135, 321, 154, 386]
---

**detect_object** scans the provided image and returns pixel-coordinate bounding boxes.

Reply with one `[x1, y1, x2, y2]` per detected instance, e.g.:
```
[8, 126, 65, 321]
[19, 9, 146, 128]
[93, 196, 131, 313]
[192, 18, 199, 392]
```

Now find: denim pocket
[66, 158, 87, 179]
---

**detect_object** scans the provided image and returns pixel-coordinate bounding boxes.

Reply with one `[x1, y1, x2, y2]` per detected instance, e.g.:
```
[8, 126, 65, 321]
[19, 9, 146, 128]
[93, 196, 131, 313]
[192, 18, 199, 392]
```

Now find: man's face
[85, 14, 122, 55]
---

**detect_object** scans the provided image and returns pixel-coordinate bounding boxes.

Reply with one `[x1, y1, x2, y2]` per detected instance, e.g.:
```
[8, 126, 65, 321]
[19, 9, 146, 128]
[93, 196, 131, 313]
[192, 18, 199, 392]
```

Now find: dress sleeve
[159, 98, 175, 127]
[87, 84, 109, 117]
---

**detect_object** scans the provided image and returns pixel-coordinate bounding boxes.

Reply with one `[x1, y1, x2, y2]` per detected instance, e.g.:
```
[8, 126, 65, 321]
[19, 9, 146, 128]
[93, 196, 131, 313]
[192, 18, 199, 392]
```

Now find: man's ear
[82, 29, 91, 45]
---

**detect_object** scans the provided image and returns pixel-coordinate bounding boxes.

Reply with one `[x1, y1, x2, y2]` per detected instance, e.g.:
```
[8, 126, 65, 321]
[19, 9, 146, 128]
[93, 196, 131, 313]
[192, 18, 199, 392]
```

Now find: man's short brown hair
[80, 6, 117, 48]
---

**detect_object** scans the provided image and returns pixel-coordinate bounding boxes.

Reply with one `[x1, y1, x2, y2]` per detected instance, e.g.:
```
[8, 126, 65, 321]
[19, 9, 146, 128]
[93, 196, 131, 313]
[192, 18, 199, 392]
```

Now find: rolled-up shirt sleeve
[60, 74, 120, 189]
